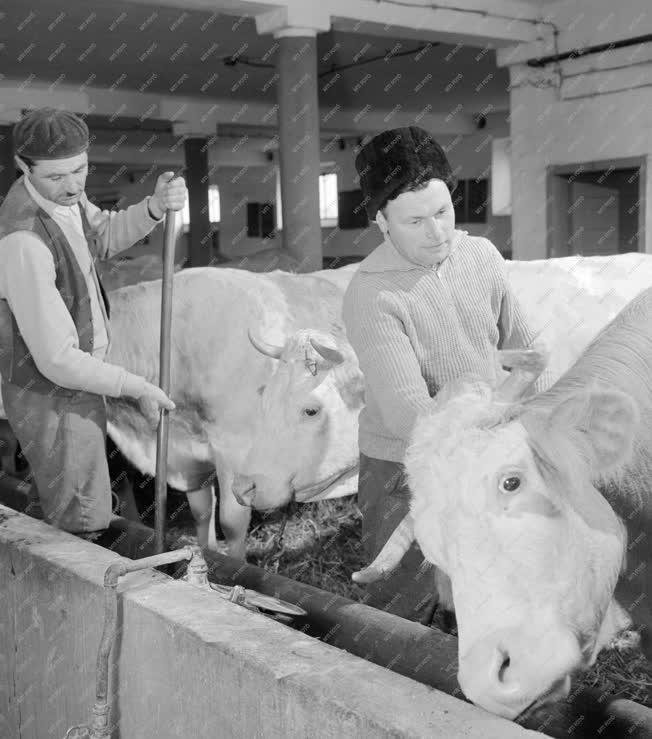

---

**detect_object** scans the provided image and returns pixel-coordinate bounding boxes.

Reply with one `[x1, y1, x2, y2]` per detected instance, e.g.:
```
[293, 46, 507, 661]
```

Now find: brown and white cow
[353, 286, 652, 719]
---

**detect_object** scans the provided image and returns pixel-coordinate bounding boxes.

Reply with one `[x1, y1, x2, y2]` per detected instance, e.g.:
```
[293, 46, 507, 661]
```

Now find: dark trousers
[357, 452, 438, 625]
[1, 382, 112, 533]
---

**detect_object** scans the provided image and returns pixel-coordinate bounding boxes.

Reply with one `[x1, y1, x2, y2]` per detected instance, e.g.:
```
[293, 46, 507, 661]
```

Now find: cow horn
[495, 348, 547, 402]
[248, 328, 284, 359]
[352, 514, 415, 584]
[309, 338, 345, 366]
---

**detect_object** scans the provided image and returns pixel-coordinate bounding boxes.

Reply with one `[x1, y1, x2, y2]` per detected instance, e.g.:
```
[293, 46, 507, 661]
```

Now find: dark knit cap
[355, 126, 455, 220]
[13, 107, 89, 161]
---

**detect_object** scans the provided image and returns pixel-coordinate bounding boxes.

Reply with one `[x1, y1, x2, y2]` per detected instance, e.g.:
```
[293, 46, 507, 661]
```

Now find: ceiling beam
[329, 0, 544, 48]
[0, 80, 478, 137]
[119, 0, 283, 15]
[119, 0, 548, 48]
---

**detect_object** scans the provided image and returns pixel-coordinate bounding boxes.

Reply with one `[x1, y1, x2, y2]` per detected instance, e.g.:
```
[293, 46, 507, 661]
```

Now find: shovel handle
[154, 209, 177, 554]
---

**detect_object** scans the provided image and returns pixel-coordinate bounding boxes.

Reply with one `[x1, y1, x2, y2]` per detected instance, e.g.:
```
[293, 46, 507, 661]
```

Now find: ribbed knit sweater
[343, 230, 543, 463]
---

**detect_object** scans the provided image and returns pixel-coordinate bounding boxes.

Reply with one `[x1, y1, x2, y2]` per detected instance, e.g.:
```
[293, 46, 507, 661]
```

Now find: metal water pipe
[64, 545, 201, 738]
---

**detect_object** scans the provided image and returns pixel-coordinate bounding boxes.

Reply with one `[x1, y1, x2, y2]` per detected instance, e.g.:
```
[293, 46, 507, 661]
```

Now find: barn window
[246, 202, 276, 239]
[180, 184, 221, 232]
[452, 179, 488, 224]
[319, 173, 339, 227]
[208, 185, 221, 223]
[275, 171, 339, 229]
[337, 189, 369, 230]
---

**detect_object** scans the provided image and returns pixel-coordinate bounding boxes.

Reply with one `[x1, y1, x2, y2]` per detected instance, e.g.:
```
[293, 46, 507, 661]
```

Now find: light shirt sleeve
[84, 196, 163, 261]
[0, 231, 145, 398]
[495, 250, 553, 394]
[344, 283, 432, 442]
[497, 283, 535, 352]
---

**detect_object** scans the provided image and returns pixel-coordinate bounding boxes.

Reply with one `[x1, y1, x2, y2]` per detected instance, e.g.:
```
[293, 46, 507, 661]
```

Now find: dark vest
[0, 178, 111, 396]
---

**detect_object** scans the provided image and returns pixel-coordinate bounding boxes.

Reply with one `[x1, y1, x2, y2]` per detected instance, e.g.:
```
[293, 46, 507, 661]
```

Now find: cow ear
[340, 369, 365, 409]
[547, 388, 638, 473]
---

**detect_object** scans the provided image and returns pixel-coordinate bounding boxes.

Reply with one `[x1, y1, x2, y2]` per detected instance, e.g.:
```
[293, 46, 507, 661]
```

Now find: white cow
[98, 253, 177, 292]
[4, 254, 652, 564]
[105, 266, 352, 558]
[218, 247, 301, 273]
[353, 286, 652, 719]
[98, 248, 301, 291]
[0, 263, 354, 552]
[233, 253, 652, 510]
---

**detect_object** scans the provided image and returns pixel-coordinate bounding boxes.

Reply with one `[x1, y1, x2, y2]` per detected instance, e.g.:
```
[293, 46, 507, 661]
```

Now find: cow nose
[459, 641, 522, 717]
[458, 627, 577, 719]
[232, 475, 256, 506]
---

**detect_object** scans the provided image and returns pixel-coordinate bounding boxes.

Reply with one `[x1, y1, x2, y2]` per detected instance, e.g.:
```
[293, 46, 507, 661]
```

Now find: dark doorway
[547, 160, 644, 257]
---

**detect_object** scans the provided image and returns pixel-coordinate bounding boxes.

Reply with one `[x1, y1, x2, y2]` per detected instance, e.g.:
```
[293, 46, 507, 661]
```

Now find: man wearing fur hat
[343, 126, 543, 624]
[0, 107, 186, 535]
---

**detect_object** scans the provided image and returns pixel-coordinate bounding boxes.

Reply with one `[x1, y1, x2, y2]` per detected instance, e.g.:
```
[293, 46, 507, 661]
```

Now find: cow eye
[303, 407, 320, 417]
[500, 476, 521, 494]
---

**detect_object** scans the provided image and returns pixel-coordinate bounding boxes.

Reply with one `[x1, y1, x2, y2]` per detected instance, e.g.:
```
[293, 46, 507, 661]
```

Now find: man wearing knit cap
[0, 107, 187, 535]
[343, 126, 544, 624]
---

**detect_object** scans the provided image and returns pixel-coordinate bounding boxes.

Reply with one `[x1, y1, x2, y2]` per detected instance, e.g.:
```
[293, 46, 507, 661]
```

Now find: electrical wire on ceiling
[221, 42, 437, 78]
[217, 0, 563, 82]
[371, 0, 563, 89]
[380, 0, 651, 93]
[218, 4, 650, 100]
[217, 2, 563, 89]
[318, 43, 437, 78]
[370, 0, 559, 32]
[526, 33, 652, 68]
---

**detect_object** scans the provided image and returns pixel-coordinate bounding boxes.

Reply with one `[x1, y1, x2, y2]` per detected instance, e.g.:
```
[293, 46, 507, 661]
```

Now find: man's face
[380, 178, 456, 267]
[18, 152, 89, 207]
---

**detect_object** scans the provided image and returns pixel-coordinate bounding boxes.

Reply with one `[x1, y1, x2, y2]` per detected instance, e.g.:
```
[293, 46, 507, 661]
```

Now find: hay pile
[246, 498, 367, 600]
[578, 632, 652, 706]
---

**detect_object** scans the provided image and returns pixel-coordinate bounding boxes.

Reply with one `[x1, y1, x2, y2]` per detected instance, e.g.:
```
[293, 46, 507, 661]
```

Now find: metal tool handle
[154, 209, 177, 554]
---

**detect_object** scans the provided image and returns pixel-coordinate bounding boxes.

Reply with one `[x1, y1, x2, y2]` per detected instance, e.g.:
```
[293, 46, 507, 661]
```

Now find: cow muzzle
[233, 473, 295, 510]
[232, 475, 256, 507]
[457, 625, 579, 720]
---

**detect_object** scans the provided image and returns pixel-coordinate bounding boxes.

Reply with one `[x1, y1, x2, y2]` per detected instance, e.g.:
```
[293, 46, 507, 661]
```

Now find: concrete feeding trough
[1, 487, 651, 738]
[1, 505, 538, 739]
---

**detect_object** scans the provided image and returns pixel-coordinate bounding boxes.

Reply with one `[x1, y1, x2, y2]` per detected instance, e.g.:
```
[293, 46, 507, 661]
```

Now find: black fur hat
[355, 126, 455, 220]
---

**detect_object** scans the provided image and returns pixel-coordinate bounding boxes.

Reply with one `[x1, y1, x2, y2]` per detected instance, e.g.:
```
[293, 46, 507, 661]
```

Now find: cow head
[232, 328, 364, 510]
[354, 351, 633, 719]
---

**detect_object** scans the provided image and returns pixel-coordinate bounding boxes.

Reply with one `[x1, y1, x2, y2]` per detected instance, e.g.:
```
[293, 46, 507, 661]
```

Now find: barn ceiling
[0, 0, 513, 117]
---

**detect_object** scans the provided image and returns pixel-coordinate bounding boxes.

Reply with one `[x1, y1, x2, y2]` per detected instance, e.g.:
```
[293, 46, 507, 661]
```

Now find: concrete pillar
[0, 125, 14, 205]
[183, 137, 212, 267]
[507, 66, 559, 260]
[275, 30, 323, 272]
